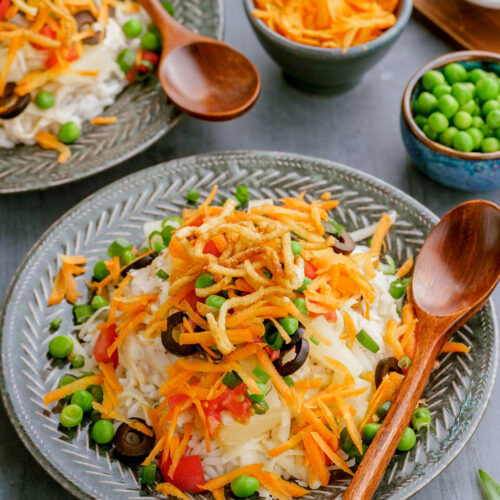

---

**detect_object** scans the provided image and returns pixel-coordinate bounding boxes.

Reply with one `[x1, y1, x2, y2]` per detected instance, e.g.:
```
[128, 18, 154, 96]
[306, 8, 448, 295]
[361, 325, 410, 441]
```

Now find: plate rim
[0, 149, 497, 500]
[0, 0, 226, 195]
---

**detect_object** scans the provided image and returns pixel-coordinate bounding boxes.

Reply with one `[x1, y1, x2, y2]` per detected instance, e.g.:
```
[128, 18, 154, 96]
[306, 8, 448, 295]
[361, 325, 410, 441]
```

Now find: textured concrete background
[0, 1, 499, 498]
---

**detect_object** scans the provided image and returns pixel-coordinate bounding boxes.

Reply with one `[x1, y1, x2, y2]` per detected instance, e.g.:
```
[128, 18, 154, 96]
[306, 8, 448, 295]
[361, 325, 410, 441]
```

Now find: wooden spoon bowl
[344, 200, 500, 500]
[139, 0, 261, 121]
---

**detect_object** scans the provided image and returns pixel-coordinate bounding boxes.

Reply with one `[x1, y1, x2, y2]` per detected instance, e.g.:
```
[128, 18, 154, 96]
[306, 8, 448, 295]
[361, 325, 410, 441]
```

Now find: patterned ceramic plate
[0, 0, 224, 194]
[0, 151, 497, 499]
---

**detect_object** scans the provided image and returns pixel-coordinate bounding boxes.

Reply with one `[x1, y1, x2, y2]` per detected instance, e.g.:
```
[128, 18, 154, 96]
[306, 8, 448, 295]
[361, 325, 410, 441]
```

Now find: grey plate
[0, 151, 497, 500]
[0, 0, 224, 194]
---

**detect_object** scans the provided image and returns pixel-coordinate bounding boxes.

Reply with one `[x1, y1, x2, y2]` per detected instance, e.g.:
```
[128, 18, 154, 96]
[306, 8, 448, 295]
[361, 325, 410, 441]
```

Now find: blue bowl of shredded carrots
[244, 0, 412, 93]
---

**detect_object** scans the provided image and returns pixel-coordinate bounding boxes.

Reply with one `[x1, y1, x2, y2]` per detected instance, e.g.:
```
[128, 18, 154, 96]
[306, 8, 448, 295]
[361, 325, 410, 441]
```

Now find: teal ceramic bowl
[243, 0, 412, 93]
[401, 51, 500, 191]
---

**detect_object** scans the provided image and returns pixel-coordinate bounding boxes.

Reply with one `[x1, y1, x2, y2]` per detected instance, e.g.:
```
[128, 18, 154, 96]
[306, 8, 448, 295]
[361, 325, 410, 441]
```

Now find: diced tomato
[160, 454, 205, 493]
[93, 325, 118, 367]
[324, 310, 338, 323]
[45, 46, 79, 69]
[137, 50, 159, 72]
[203, 385, 252, 436]
[125, 68, 136, 82]
[265, 346, 280, 362]
[32, 25, 57, 50]
[185, 289, 199, 311]
[168, 394, 189, 407]
[304, 261, 317, 280]
[65, 46, 79, 62]
[186, 215, 204, 227]
[0, 0, 11, 21]
[203, 240, 222, 258]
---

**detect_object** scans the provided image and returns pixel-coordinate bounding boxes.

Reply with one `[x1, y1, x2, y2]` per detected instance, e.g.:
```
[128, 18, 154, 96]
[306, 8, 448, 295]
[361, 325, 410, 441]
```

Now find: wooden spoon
[344, 200, 500, 500]
[138, 0, 261, 121]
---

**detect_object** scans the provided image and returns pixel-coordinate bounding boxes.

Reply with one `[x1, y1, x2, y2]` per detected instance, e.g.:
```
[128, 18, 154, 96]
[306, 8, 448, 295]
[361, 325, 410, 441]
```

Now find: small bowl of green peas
[400, 50, 500, 191]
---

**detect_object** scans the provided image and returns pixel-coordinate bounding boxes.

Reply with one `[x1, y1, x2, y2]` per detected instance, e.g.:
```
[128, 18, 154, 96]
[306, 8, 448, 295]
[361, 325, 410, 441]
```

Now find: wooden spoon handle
[343, 335, 444, 500]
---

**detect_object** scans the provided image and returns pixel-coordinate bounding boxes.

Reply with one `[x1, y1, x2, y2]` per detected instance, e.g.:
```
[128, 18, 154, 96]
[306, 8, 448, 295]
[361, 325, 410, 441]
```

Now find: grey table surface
[1, 2, 499, 499]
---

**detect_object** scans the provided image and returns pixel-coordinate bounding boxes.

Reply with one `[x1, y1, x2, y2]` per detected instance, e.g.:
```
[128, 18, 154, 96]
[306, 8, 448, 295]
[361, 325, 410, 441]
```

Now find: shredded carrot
[301, 406, 338, 449]
[199, 464, 264, 491]
[384, 319, 404, 359]
[168, 423, 192, 477]
[370, 213, 392, 259]
[302, 433, 330, 486]
[90, 116, 117, 125]
[47, 254, 86, 304]
[98, 362, 122, 394]
[334, 394, 363, 455]
[310, 431, 353, 476]
[396, 256, 414, 278]
[141, 436, 165, 466]
[267, 429, 307, 458]
[156, 482, 191, 500]
[212, 488, 226, 500]
[441, 341, 470, 353]
[44, 374, 103, 406]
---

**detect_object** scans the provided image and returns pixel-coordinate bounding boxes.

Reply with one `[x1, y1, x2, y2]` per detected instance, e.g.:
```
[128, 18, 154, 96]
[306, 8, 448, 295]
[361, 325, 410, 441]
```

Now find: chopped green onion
[107, 237, 133, 258]
[148, 230, 163, 249]
[246, 382, 267, 402]
[156, 269, 169, 281]
[91, 295, 109, 310]
[154, 241, 167, 254]
[398, 356, 412, 370]
[397, 309, 402, 318]
[116, 48, 136, 74]
[356, 329, 380, 353]
[263, 269, 272, 279]
[141, 463, 157, 485]
[295, 277, 312, 294]
[120, 249, 136, 266]
[375, 401, 392, 420]
[283, 375, 294, 386]
[253, 365, 270, 383]
[222, 371, 242, 389]
[235, 185, 249, 207]
[290, 241, 302, 256]
[263, 326, 283, 350]
[161, 225, 175, 246]
[186, 189, 200, 204]
[389, 277, 412, 300]
[478, 469, 500, 500]
[73, 304, 94, 324]
[161, 0, 174, 15]
[50, 316, 63, 331]
[252, 400, 269, 415]
[310, 335, 320, 345]
[325, 218, 345, 237]
[93, 260, 110, 281]
[378, 255, 396, 275]
[161, 216, 183, 229]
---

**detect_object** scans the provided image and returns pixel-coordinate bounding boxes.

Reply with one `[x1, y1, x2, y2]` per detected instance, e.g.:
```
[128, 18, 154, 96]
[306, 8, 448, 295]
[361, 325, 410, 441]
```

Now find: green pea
[206, 295, 226, 309]
[235, 185, 249, 206]
[437, 94, 459, 119]
[60, 404, 83, 428]
[469, 68, 488, 83]
[438, 126, 458, 147]
[422, 70, 445, 91]
[428, 112, 449, 133]
[471, 116, 485, 128]
[71, 354, 85, 369]
[452, 131, 474, 152]
[117, 48, 135, 74]
[460, 99, 479, 116]
[443, 62, 467, 84]
[397, 427, 417, 451]
[161, 0, 175, 15]
[453, 110, 472, 130]
[122, 18, 143, 38]
[278, 316, 299, 336]
[482, 137, 500, 153]
[290, 241, 302, 256]
[411, 407, 432, 432]
[35, 90, 55, 109]
[196, 273, 215, 289]
[375, 401, 392, 420]
[70, 389, 94, 412]
[486, 109, 500, 129]
[476, 77, 499, 101]
[91, 295, 109, 310]
[93, 260, 110, 281]
[415, 92, 438, 116]
[90, 410, 101, 422]
[414, 115, 427, 129]
[141, 463, 157, 485]
[362, 423, 381, 444]
[465, 127, 484, 150]
[432, 84, 451, 98]
[422, 123, 438, 140]
[48, 335, 74, 358]
[141, 31, 161, 51]
[58, 375, 77, 401]
[482, 99, 500, 115]
[497, 128, 500, 140]
[186, 188, 200, 204]
[50, 316, 63, 331]
[482, 124, 496, 138]
[295, 277, 312, 293]
[231, 475, 260, 498]
[293, 297, 308, 317]
[451, 83, 473, 106]
[91, 419, 115, 444]
[246, 381, 267, 402]
[58, 122, 80, 144]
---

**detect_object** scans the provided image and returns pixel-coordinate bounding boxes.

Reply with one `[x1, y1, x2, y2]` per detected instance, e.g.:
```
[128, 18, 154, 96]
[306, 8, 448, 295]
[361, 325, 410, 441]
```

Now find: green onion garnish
[356, 329, 380, 353]
[325, 218, 345, 237]
[156, 269, 169, 281]
[161, 225, 175, 246]
[389, 277, 412, 300]
[222, 371, 243, 389]
[398, 356, 412, 370]
[141, 463, 157, 485]
[235, 185, 249, 207]
[263, 326, 284, 350]
[310, 335, 320, 345]
[107, 237, 132, 258]
[253, 365, 271, 383]
[252, 400, 269, 415]
[73, 304, 94, 324]
[284, 375, 294, 386]
[378, 255, 396, 275]
[161, 216, 183, 229]
[50, 316, 63, 331]
[91, 295, 109, 310]
[148, 230, 163, 249]
[154, 241, 167, 254]
[186, 189, 200, 204]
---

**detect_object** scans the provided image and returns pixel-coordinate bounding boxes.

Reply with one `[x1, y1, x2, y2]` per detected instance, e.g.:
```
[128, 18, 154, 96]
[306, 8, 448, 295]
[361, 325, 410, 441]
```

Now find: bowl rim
[243, 0, 413, 57]
[402, 50, 500, 161]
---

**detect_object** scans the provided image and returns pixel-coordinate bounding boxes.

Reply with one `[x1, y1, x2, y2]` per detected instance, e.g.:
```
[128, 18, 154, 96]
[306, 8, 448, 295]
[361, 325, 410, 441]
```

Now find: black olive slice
[375, 357, 402, 388]
[273, 338, 309, 376]
[0, 83, 30, 119]
[74, 10, 102, 45]
[114, 419, 155, 457]
[332, 229, 355, 255]
[120, 252, 157, 276]
[162, 312, 197, 357]
[279, 325, 304, 351]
